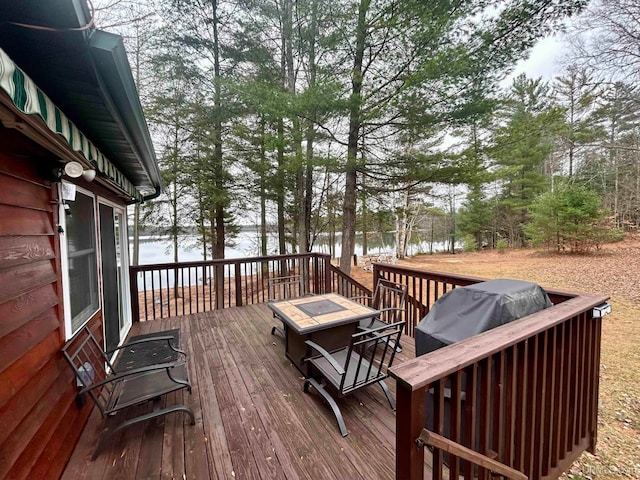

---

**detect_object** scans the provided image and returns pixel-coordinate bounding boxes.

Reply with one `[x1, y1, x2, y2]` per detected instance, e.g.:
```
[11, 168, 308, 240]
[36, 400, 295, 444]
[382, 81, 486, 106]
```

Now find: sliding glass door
[99, 202, 131, 352]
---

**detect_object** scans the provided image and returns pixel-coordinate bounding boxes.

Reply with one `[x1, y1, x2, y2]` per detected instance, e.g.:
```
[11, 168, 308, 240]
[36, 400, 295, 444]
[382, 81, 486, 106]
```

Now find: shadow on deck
[62, 304, 431, 479]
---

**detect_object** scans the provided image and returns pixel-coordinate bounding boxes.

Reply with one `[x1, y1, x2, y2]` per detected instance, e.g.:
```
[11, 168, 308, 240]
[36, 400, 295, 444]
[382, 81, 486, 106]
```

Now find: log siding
[0, 131, 102, 480]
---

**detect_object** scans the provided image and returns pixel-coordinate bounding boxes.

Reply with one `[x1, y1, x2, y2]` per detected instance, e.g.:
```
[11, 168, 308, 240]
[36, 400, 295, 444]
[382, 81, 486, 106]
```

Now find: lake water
[135, 231, 451, 265]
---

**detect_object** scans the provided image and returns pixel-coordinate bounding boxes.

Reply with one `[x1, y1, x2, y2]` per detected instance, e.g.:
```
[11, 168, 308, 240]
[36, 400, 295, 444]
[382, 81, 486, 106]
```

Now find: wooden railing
[328, 263, 372, 300]
[129, 253, 335, 322]
[377, 264, 608, 480]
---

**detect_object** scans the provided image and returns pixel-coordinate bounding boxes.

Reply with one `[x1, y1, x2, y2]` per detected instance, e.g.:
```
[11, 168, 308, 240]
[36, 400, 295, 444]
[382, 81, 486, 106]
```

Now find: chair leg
[271, 321, 286, 338]
[379, 380, 396, 411]
[92, 405, 196, 460]
[390, 339, 402, 353]
[304, 378, 348, 437]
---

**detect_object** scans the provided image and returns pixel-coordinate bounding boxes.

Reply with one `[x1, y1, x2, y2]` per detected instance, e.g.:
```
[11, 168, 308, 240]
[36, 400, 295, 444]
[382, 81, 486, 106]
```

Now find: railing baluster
[142, 271, 147, 322]
[478, 357, 491, 480]
[576, 312, 587, 446]
[130, 269, 139, 323]
[589, 313, 603, 453]
[150, 268, 156, 319]
[542, 327, 556, 476]
[504, 345, 516, 470]
[433, 379, 445, 478]
[533, 332, 547, 478]
[525, 335, 539, 479]
[463, 363, 478, 480]
[515, 338, 528, 471]
[450, 370, 462, 478]
[180, 268, 186, 315]
[493, 351, 506, 462]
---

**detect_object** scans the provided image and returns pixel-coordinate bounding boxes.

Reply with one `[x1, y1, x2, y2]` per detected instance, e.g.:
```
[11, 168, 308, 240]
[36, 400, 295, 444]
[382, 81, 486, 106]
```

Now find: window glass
[66, 191, 99, 333]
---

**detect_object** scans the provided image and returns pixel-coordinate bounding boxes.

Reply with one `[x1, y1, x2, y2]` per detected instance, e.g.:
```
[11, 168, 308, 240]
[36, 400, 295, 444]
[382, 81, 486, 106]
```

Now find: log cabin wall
[0, 128, 102, 479]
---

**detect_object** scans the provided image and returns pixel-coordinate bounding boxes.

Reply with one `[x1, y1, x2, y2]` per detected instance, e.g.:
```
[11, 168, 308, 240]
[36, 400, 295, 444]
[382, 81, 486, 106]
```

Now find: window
[63, 189, 99, 335]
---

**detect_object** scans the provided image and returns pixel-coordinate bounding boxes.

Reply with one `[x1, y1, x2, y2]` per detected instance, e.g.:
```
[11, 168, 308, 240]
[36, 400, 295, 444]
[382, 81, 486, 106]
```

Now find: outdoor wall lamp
[50, 160, 96, 182]
[592, 302, 612, 318]
[63, 160, 97, 182]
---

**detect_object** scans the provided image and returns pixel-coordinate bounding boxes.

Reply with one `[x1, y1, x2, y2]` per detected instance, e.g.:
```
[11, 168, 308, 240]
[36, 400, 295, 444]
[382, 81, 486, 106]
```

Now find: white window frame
[60, 184, 101, 340]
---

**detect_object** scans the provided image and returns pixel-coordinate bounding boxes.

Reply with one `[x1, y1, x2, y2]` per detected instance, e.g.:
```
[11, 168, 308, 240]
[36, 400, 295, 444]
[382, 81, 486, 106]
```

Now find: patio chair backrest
[62, 326, 115, 416]
[339, 321, 404, 395]
[269, 274, 305, 301]
[372, 278, 407, 325]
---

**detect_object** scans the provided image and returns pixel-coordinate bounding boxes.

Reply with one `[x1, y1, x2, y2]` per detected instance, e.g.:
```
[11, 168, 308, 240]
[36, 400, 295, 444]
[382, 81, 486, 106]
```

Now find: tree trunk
[211, 0, 225, 308]
[276, 118, 286, 254]
[260, 118, 268, 257]
[276, 6, 287, 255]
[340, 0, 369, 274]
[361, 175, 368, 256]
[302, 0, 318, 253]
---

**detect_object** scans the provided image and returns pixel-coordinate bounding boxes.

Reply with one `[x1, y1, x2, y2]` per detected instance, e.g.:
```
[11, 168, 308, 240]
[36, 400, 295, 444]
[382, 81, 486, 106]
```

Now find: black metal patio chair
[268, 274, 306, 337]
[352, 277, 407, 352]
[303, 320, 404, 436]
[62, 325, 195, 460]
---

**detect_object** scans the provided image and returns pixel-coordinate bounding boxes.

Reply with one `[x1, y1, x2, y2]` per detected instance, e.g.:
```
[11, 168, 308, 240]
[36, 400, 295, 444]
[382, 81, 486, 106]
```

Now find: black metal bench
[62, 325, 195, 459]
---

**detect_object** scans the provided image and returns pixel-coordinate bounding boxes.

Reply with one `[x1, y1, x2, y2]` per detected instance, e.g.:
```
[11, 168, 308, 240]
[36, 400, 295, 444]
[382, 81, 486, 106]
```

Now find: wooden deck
[62, 303, 427, 480]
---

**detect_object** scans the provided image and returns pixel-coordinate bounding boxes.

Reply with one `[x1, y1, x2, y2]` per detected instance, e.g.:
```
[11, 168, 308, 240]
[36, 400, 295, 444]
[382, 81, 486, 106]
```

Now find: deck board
[62, 303, 429, 479]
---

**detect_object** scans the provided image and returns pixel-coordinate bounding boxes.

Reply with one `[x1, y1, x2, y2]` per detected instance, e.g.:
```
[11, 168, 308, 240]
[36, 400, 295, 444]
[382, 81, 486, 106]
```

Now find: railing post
[396, 382, 425, 480]
[129, 267, 140, 323]
[324, 256, 331, 294]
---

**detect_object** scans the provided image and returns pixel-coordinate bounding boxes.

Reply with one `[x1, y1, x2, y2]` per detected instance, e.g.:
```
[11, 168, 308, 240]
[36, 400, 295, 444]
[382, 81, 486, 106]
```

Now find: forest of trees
[96, 0, 640, 273]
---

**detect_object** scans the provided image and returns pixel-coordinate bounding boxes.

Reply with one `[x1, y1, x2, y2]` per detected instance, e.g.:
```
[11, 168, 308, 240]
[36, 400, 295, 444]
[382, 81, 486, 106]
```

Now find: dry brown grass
[351, 237, 640, 479]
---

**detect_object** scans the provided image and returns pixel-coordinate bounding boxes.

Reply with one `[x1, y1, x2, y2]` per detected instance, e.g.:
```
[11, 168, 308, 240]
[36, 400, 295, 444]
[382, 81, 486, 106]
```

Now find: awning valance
[0, 47, 142, 201]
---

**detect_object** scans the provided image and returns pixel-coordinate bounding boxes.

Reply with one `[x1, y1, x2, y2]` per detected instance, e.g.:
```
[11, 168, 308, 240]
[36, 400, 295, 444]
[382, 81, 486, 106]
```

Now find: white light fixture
[592, 303, 612, 318]
[64, 161, 84, 178]
[82, 169, 97, 182]
[63, 161, 96, 182]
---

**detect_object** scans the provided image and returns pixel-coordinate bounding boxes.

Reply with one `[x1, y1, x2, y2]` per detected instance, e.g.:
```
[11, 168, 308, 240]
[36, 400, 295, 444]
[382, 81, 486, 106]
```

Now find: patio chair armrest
[78, 361, 187, 394]
[304, 340, 345, 376]
[349, 295, 372, 305]
[108, 335, 187, 357]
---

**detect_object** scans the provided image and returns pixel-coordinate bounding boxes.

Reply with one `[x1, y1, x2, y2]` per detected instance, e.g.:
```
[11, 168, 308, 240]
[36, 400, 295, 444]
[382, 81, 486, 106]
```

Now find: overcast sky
[501, 34, 570, 87]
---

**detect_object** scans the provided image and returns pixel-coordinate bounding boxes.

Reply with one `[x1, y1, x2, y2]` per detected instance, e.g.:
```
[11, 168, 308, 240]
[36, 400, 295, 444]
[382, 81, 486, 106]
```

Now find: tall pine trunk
[340, 0, 369, 274]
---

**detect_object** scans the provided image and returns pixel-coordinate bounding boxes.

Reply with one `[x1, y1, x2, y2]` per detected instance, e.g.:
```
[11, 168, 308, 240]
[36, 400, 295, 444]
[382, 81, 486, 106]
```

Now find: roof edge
[88, 29, 162, 196]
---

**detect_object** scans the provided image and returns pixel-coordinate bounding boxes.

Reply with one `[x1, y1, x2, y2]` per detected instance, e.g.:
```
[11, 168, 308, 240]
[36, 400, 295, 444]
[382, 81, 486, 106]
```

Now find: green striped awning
[0, 47, 142, 201]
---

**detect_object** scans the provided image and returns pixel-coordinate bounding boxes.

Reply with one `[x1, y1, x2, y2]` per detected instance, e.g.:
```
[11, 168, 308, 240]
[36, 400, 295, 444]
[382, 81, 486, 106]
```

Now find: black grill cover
[415, 279, 552, 356]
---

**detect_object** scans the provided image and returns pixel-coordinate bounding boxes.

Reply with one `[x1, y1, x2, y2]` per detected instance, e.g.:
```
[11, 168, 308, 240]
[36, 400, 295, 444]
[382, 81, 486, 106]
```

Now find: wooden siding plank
[0, 361, 72, 479]
[0, 172, 52, 211]
[0, 354, 68, 446]
[0, 308, 58, 373]
[0, 282, 58, 338]
[34, 399, 94, 480]
[0, 330, 59, 409]
[5, 388, 76, 480]
[0, 235, 55, 271]
[0, 259, 57, 305]
[0, 205, 53, 236]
